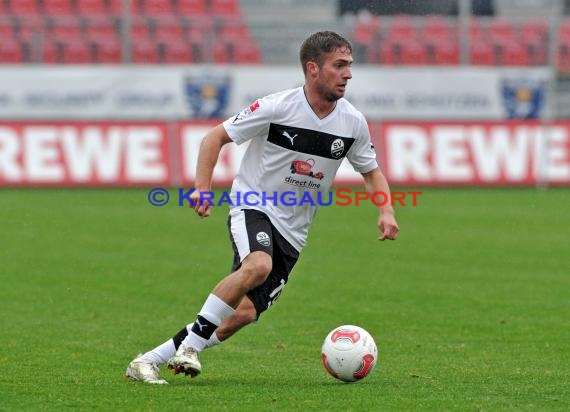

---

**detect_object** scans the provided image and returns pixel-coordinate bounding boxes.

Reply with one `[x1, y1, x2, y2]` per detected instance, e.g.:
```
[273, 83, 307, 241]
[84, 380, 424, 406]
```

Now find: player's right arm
[191, 124, 233, 217]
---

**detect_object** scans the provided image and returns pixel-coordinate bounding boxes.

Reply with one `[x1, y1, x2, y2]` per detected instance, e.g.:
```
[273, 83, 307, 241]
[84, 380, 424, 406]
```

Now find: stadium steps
[239, 0, 343, 64]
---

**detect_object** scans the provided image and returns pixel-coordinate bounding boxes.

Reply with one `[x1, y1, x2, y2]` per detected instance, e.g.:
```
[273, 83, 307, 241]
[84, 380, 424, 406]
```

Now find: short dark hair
[299, 31, 352, 75]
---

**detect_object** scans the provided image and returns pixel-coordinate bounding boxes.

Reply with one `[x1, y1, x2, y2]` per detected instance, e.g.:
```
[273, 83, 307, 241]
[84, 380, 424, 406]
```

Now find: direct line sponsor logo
[147, 188, 422, 207]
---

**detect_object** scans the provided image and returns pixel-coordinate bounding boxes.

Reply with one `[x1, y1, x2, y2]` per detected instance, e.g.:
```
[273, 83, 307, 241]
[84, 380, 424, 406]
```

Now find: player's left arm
[361, 167, 399, 241]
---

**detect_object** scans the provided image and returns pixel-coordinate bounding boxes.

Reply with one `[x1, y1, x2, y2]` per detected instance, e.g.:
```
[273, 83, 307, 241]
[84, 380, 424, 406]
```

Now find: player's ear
[306, 61, 319, 76]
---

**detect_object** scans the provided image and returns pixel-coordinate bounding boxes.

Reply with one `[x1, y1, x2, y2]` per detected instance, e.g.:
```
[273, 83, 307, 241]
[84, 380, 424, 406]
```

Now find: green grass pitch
[0, 187, 568, 411]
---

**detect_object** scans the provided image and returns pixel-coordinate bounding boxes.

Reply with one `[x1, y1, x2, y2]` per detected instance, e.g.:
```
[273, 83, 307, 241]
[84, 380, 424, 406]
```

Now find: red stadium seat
[49, 21, 84, 41]
[352, 16, 380, 46]
[76, 0, 108, 16]
[107, 0, 123, 16]
[0, 23, 18, 41]
[85, 20, 119, 43]
[41, 38, 59, 63]
[132, 41, 159, 63]
[177, 0, 207, 16]
[43, 0, 74, 16]
[0, 40, 24, 63]
[60, 40, 93, 63]
[130, 23, 152, 42]
[154, 22, 184, 42]
[488, 17, 516, 46]
[470, 39, 495, 65]
[162, 41, 193, 63]
[431, 41, 460, 65]
[387, 14, 417, 43]
[212, 39, 229, 63]
[399, 41, 427, 65]
[500, 41, 530, 66]
[211, 0, 240, 16]
[8, 0, 40, 16]
[423, 15, 455, 43]
[218, 22, 250, 41]
[232, 40, 261, 63]
[378, 42, 397, 65]
[93, 40, 122, 63]
[142, 0, 174, 15]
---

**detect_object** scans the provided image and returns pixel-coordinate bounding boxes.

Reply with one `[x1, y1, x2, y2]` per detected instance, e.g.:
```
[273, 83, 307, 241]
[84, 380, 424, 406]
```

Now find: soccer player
[125, 30, 399, 384]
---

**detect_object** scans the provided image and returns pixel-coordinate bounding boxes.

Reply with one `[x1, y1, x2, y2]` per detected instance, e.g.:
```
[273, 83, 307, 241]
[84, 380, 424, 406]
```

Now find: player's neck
[303, 86, 336, 119]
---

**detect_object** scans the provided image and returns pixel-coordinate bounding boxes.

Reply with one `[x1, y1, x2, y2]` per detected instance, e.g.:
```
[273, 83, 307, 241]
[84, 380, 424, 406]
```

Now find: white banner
[0, 66, 552, 120]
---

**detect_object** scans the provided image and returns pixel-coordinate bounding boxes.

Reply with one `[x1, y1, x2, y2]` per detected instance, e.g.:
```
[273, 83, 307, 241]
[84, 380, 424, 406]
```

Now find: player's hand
[378, 212, 399, 241]
[189, 189, 212, 218]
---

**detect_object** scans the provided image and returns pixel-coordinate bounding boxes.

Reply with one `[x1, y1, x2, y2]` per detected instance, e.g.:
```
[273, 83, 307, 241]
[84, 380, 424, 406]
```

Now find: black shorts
[227, 209, 300, 318]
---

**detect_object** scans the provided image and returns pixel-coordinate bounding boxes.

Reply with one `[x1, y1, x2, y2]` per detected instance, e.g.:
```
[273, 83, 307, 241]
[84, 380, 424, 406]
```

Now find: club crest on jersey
[256, 232, 270, 247]
[331, 139, 345, 158]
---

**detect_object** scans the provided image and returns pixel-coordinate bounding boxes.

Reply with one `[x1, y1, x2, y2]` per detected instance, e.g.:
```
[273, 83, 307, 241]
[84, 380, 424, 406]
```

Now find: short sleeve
[346, 113, 378, 174]
[222, 97, 273, 145]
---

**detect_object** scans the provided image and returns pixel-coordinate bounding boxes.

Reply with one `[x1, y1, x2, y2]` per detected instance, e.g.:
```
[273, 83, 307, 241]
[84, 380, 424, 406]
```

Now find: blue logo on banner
[184, 75, 230, 118]
[501, 78, 545, 119]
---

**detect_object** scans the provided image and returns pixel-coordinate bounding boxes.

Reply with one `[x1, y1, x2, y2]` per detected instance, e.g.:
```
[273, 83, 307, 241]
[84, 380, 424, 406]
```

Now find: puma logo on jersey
[282, 131, 298, 146]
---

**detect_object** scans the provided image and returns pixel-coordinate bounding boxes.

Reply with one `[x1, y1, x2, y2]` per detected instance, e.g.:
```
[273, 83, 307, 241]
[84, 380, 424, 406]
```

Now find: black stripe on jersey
[267, 123, 355, 160]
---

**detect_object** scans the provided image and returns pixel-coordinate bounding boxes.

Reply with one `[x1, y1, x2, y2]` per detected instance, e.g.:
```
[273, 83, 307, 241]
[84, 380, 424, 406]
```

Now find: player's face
[315, 47, 353, 102]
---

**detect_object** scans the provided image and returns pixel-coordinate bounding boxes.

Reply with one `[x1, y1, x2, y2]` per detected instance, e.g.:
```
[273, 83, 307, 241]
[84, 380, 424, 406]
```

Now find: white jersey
[222, 87, 377, 252]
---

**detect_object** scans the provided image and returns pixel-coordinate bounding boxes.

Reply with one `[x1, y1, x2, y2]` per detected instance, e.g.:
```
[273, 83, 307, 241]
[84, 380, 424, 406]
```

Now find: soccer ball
[321, 325, 378, 383]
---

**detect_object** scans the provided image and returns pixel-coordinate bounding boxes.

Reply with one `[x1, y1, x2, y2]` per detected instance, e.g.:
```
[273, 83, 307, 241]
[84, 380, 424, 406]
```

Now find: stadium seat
[0, 23, 17, 41]
[500, 41, 530, 66]
[0, 39, 24, 63]
[378, 42, 397, 65]
[162, 40, 193, 63]
[107, 0, 123, 16]
[232, 40, 261, 64]
[423, 15, 455, 43]
[142, 0, 174, 15]
[387, 14, 417, 43]
[76, 0, 108, 16]
[352, 16, 380, 46]
[131, 41, 160, 63]
[49, 20, 84, 42]
[430, 41, 460, 65]
[40, 38, 59, 63]
[60, 40, 93, 63]
[154, 22, 184, 43]
[8, 0, 40, 16]
[399, 41, 427, 65]
[488, 17, 516, 46]
[93, 40, 122, 63]
[130, 23, 153, 42]
[210, 0, 240, 17]
[177, 0, 207, 16]
[43, 0, 74, 16]
[85, 20, 119, 43]
[469, 39, 495, 65]
[218, 22, 250, 41]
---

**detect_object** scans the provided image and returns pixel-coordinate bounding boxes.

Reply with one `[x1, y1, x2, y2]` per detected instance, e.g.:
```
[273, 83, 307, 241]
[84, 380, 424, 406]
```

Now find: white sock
[137, 339, 175, 365]
[184, 294, 235, 352]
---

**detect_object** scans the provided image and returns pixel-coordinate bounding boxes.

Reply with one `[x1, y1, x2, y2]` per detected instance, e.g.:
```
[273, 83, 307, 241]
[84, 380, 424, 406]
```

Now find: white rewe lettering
[126, 127, 166, 182]
[387, 126, 431, 181]
[470, 126, 530, 182]
[61, 126, 122, 182]
[0, 127, 22, 181]
[25, 127, 64, 182]
[433, 126, 473, 181]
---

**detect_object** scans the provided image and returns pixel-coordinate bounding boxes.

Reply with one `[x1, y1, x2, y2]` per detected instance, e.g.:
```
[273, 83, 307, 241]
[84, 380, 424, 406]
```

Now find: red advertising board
[0, 122, 171, 186]
[378, 121, 570, 186]
[1, 120, 569, 187]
